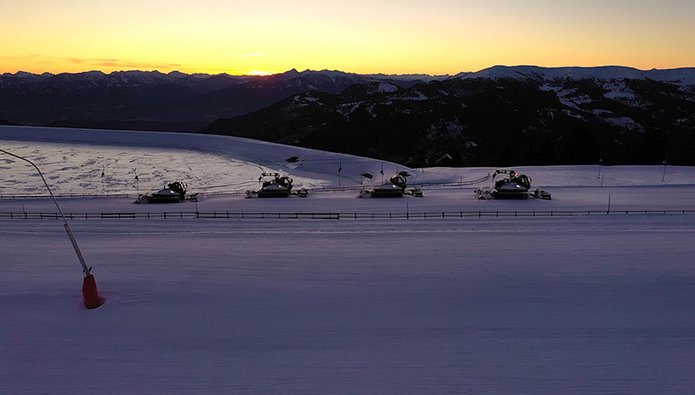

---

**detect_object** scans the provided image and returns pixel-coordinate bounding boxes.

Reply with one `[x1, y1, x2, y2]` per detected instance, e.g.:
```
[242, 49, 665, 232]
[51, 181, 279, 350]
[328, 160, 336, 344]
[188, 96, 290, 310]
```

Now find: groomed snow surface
[2, 126, 695, 394]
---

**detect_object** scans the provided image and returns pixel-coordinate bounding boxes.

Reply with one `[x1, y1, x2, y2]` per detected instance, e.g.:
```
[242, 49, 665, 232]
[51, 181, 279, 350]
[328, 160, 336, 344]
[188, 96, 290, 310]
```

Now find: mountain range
[2, 66, 695, 166]
[0, 69, 433, 131]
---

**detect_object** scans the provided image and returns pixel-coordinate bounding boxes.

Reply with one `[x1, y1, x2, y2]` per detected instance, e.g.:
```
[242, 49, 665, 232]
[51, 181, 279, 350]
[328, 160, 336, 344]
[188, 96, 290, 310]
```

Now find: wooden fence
[0, 193, 130, 200]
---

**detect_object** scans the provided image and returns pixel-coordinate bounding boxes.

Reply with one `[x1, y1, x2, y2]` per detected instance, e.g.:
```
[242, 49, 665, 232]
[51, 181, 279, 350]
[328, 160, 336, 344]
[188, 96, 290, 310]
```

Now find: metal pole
[380, 162, 384, 184]
[134, 168, 139, 195]
[0, 148, 91, 275]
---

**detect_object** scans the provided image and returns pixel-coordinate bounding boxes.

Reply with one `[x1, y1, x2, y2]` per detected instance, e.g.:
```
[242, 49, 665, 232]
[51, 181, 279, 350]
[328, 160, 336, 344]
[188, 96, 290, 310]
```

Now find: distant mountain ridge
[2, 65, 695, 166]
[6, 64, 695, 84]
[2, 66, 694, 130]
[455, 65, 695, 85]
[0, 68, 436, 130]
[203, 67, 695, 166]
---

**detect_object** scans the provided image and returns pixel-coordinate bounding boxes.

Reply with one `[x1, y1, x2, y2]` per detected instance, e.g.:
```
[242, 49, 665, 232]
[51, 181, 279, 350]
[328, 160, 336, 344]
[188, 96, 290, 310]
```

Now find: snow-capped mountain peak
[456, 65, 695, 85]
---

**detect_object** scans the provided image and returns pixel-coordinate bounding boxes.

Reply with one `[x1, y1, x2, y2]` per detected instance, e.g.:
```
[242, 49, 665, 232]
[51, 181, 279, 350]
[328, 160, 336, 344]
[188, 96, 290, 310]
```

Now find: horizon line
[4, 64, 695, 78]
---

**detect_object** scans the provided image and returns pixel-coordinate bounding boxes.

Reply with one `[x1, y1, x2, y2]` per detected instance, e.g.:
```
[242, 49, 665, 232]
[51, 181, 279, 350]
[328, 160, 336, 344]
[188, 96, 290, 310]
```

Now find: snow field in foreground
[2, 217, 695, 394]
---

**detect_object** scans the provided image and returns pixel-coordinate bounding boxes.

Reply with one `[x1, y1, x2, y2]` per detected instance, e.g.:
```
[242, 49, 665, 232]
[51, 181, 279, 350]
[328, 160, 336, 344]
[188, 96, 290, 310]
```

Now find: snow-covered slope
[2, 126, 693, 196]
[0, 126, 413, 195]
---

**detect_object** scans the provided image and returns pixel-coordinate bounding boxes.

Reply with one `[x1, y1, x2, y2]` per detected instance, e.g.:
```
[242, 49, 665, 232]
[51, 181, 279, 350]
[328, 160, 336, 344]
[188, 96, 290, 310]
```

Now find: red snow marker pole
[0, 148, 105, 309]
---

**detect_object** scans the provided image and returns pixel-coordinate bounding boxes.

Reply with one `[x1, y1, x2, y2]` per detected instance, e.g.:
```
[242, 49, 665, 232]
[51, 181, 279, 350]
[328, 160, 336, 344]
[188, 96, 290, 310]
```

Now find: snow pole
[0, 148, 105, 309]
[338, 159, 342, 186]
[133, 168, 139, 194]
[380, 162, 384, 184]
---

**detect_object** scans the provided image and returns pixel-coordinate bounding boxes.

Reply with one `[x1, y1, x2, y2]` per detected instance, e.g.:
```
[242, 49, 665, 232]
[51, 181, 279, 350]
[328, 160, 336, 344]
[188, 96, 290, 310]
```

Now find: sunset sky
[2, 0, 694, 76]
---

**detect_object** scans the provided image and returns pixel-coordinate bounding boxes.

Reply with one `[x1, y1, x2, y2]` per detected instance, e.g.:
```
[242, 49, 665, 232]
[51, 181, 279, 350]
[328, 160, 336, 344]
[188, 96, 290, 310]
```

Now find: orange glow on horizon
[2, 1, 694, 76]
[246, 70, 275, 76]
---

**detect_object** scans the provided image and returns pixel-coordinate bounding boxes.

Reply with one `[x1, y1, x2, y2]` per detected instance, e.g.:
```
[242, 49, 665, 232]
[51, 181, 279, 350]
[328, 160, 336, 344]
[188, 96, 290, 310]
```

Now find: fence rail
[1, 209, 694, 221]
[0, 193, 131, 200]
